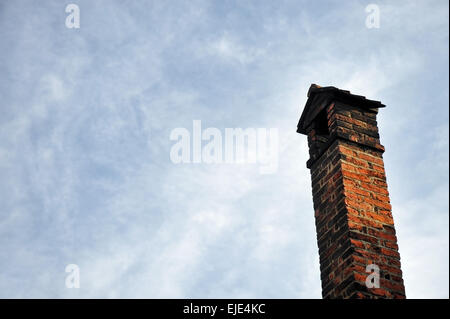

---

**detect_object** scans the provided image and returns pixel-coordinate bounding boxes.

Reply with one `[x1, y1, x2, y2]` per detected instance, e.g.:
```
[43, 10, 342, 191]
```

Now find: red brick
[299, 85, 405, 298]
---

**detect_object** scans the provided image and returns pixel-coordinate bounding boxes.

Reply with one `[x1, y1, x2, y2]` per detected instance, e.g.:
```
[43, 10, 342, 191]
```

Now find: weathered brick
[297, 84, 405, 298]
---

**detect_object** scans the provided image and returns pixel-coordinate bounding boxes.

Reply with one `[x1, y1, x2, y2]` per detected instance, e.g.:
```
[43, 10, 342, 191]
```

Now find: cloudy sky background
[0, 0, 448, 298]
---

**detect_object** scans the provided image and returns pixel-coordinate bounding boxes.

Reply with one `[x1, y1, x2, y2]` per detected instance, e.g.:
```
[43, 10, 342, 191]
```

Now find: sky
[0, 0, 448, 298]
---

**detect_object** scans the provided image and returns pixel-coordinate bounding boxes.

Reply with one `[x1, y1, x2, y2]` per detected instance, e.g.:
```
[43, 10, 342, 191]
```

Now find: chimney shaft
[297, 85, 406, 298]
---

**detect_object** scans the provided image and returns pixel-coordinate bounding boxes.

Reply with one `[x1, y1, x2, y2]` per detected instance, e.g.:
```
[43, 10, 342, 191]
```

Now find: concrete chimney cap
[297, 84, 385, 135]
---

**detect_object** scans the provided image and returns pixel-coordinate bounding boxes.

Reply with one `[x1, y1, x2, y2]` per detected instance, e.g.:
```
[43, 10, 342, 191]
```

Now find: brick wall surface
[303, 100, 406, 299]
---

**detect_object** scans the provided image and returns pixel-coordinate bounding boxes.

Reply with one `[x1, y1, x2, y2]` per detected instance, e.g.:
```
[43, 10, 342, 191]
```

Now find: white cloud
[0, 0, 447, 299]
[207, 34, 265, 64]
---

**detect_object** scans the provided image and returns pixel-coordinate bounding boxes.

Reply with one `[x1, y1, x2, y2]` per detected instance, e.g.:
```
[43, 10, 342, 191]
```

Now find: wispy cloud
[0, 0, 448, 298]
[207, 33, 265, 64]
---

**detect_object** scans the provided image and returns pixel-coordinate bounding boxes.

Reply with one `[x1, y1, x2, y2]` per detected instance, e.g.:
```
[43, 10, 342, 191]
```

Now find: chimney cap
[297, 84, 385, 134]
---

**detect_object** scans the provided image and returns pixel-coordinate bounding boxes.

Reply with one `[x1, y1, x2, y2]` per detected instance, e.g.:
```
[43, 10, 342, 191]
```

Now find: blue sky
[0, 0, 448, 298]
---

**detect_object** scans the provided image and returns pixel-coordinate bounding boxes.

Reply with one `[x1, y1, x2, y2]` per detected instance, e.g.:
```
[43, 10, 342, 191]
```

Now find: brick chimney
[297, 84, 406, 299]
